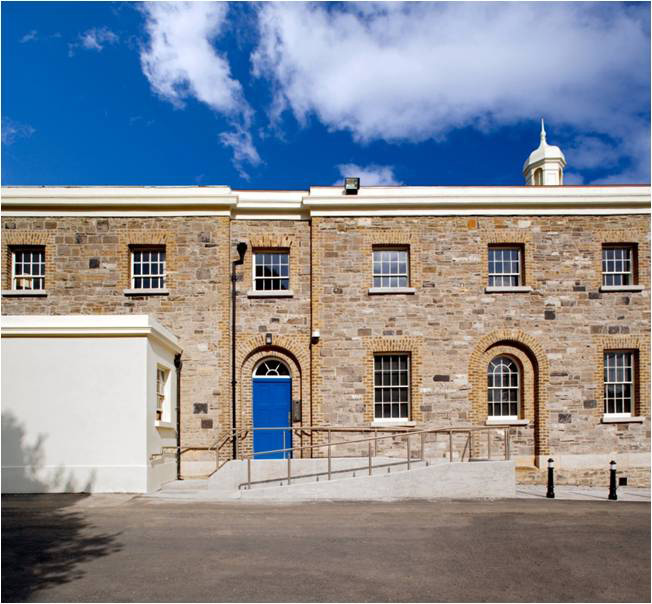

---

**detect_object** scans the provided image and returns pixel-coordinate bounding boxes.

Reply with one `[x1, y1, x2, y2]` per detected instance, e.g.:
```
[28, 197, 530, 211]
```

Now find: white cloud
[20, 30, 37, 43]
[252, 3, 650, 183]
[334, 163, 401, 186]
[140, 2, 260, 175]
[80, 27, 118, 50]
[69, 27, 118, 56]
[2, 118, 35, 145]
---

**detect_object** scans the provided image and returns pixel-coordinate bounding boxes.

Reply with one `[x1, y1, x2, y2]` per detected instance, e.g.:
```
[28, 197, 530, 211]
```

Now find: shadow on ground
[1, 412, 122, 602]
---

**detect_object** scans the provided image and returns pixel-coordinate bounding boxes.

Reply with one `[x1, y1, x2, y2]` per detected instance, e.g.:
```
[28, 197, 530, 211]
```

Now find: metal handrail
[200, 423, 511, 481]
[233, 424, 512, 490]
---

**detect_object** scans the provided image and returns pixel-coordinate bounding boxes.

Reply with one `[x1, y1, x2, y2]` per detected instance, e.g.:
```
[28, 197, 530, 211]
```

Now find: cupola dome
[523, 119, 566, 185]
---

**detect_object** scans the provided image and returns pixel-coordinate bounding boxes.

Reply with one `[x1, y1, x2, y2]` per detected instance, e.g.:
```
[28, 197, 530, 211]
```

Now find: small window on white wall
[156, 367, 169, 422]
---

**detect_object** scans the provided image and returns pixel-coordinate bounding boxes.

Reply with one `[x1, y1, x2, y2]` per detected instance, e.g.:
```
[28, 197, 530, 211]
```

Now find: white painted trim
[1, 210, 233, 217]
[486, 418, 530, 426]
[368, 287, 416, 295]
[484, 286, 533, 294]
[309, 208, 650, 217]
[601, 415, 645, 424]
[155, 421, 176, 431]
[599, 285, 645, 293]
[1, 314, 182, 353]
[247, 290, 294, 298]
[2, 185, 648, 218]
[371, 420, 416, 427]
[123, 288, 170, 296]
[2, 290, 48, 297]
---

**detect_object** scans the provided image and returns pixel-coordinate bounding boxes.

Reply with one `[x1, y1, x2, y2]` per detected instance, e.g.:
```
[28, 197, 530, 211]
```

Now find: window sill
[601, 415, 644, 424]
[599, 285, 644, 293]
[123, 288, 169, 296]
[371, 420, 416, 427]
[484, 286, 533, 294]
[155, 420, 176, 431]
[485, 418, 530, 426]
[247, 289, 294, 298]
[368, 287, 416, 295]
[2, 290, 48, 297]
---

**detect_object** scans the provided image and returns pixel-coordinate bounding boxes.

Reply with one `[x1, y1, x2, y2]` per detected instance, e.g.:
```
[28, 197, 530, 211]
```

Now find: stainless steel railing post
[287, 454, 291, 485]
[420, 432, 425, 461]
[247, 457, 251, 489]
[368, 441, 372, 476]
[449, 430, 453, 462]
[407, 434, 411, 470]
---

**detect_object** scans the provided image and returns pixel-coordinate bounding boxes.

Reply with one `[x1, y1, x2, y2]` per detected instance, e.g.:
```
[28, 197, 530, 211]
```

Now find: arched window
[254, 358, 290, 377]
[487, 356, 520, 418]
[534, 168, 543, 186]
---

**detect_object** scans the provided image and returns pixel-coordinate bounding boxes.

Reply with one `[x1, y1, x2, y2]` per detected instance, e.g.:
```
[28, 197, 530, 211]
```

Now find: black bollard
[546, 458, 555, 499]
[608, 460, 618, 500]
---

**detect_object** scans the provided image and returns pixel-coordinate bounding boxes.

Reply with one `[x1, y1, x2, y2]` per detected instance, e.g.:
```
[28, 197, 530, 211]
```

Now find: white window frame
[487, 356, 520, 420]
[373, 353, 410, 421]
[602, 246, 634, 287]
[11, 247, 45, 291]
[488, 246, 523, 287]
[372, 247, 409, 289]
[603, 351, 634, 417]
[253, 358, 291, 379]
[156, 366, 170, 423]
[131, 247, 166, 290]
[253, 250, 290, 292]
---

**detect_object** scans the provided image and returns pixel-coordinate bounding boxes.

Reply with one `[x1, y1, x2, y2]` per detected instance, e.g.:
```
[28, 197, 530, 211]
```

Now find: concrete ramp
[208, 458, 515, 501]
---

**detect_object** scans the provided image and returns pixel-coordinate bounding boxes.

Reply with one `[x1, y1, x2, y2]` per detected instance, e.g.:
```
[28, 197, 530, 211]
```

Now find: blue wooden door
[252, 378, 292, 459]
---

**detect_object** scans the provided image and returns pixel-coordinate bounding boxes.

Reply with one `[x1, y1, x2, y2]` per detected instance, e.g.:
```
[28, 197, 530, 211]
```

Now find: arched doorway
[252, 358, 292, 459]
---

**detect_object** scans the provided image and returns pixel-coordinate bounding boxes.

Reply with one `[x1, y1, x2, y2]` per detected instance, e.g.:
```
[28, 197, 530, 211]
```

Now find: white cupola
[523, 119, 566, 186]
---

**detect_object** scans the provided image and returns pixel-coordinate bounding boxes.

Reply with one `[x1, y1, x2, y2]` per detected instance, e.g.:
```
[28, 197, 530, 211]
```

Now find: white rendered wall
[1, 318, 180, 494]
[146, 338, 178, 492]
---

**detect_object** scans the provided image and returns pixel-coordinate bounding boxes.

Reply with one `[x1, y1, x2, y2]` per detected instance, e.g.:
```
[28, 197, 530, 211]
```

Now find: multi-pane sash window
[604, 351, 634, 415]
[487, 356, 520, 418]
[132, 248, 166, 290]
[373, 248, 409, 288]
[488, 246, 522, 287]
[254, 251, 289, 291]
[374, 354, 410, 420]
[156, 368, 167, 421]
[11, 247, 45, 290]
[602, 246, 633, 287]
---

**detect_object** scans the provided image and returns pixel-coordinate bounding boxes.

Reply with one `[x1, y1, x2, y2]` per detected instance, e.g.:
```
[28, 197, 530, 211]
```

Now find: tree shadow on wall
[1, 412, 123, 602]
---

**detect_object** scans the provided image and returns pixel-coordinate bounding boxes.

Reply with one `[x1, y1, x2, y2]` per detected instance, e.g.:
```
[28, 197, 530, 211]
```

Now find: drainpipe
[232, 242, 248, 459]
[174, 353, 183, 480]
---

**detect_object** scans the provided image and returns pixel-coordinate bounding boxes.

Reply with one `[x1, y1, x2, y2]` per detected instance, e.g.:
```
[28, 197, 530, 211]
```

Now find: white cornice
[1, 185, 649, 217]
[0, 314, 182, 353]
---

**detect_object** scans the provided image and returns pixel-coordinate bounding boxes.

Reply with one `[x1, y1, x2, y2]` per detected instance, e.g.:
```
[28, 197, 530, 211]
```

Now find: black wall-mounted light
[236, 241, 248, 263]
[265, 332, 273, 346]
[344, 177, 360, 195]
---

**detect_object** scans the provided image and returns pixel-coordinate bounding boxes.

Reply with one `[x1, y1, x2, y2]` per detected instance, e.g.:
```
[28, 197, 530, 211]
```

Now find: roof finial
[540, 118, 547, 143]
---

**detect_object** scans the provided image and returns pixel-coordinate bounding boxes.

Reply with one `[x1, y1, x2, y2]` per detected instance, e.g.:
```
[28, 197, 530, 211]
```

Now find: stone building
[1, 128, 650, 492]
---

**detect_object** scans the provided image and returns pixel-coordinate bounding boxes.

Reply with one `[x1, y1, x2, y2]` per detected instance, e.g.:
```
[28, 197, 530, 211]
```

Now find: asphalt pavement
[2, 495, 650, 602]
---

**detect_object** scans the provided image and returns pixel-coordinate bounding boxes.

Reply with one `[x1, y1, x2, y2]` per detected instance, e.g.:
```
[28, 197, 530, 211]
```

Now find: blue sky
[2, 1, 650, 188]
